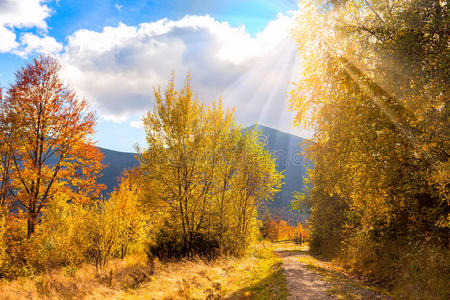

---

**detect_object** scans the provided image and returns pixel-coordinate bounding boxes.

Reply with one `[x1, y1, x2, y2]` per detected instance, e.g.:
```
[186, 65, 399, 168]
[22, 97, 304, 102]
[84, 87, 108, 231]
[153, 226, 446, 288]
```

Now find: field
[0, 243, 288, 300]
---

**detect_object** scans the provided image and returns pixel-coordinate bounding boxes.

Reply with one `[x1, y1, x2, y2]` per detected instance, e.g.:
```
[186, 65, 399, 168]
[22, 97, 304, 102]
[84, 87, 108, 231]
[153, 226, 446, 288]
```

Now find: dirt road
[275, 245, 392, 300]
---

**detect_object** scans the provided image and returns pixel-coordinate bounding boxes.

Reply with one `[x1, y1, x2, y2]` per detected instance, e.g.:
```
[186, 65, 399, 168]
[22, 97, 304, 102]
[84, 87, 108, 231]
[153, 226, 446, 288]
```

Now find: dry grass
[392, 246, 449, 300]
[0, 253, 152, 300]
[0, 242, 287, 300]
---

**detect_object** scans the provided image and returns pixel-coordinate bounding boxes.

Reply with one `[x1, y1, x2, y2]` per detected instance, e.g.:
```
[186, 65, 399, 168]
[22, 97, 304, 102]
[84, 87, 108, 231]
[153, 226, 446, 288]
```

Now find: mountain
[98, 148, 138, 195]
[98, 125, 310, 222]
[247, 125, 310, 223]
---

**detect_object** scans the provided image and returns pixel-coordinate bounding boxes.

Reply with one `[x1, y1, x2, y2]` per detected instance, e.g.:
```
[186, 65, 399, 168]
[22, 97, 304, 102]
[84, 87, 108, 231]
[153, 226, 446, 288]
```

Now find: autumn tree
[139, 75, 213, 258]
[195, 101, 241, 253]
[107, 172, 147, 259]
[290, 0, 448, 291]
[0, 56, 104, 237]
[262, 217, 306, 243]
[262, 217, 279, 242]
[229, 129, 282, 252]
[139, 74, 282, 258]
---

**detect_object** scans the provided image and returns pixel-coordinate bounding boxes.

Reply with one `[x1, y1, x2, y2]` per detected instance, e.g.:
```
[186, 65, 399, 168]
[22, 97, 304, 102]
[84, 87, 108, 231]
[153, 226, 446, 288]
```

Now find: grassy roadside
[224, 245, 288, 299]
[0, 242, 288, 299]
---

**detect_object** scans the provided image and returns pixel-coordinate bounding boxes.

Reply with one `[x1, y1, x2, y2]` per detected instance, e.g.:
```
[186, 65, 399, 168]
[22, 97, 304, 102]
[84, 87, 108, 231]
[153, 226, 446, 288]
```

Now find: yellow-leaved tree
[290, 0, 448, 296]
[138, 74, 283, 258]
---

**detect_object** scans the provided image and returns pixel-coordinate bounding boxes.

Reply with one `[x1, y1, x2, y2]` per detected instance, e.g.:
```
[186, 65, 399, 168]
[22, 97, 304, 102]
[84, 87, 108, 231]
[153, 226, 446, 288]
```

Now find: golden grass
[0, 242, 287, 299]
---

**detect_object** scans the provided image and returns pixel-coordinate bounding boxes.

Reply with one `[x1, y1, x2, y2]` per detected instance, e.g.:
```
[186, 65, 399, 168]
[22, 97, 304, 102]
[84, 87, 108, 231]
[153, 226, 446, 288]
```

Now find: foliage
[262, 217, 308, 243]
[0, 186, 147, 278]
[0, 210, 35, 279]
[139, 74, 283, 258]
[0, 56, 104, 237]
[71, 180, 147, 270]
[106, 173, 148, 259]
[0, 58, 281, 281]
[30, 194, 88, 270]
[0, 89, 13, 207]
[290, 0, 449, 296]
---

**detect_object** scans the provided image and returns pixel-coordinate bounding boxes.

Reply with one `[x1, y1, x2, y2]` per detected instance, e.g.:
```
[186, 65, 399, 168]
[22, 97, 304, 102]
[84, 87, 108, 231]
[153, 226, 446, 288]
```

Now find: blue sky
[0, 0, 306, 152]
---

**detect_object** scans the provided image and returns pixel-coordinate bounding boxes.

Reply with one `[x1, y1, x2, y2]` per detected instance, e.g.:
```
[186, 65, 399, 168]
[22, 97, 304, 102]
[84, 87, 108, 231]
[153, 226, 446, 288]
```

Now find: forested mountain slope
[98, 148, 138, 195]
[99, 125, 309, 222]
[248, 125, 309, 222]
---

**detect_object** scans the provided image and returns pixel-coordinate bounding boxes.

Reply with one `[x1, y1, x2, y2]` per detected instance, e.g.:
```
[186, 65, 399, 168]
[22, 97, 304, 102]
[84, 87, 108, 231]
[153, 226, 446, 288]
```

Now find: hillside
[247, 125, 310, 223]
[99, 125, 309, 221]
[98, 148, 138, 195]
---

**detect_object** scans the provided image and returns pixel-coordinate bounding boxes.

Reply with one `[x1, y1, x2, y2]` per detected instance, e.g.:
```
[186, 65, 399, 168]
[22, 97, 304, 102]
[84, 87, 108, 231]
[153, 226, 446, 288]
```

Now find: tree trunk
[27, 212, 36, 238]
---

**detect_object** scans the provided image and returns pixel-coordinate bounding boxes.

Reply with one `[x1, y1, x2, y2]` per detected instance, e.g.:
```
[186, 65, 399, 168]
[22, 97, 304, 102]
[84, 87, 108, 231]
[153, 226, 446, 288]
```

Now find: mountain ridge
[98, 124, 309, 222]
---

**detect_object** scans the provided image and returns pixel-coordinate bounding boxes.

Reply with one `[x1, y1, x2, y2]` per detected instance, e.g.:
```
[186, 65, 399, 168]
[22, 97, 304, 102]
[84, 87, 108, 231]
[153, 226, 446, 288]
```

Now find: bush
[0, 211, 36, 279]
[0, 191, 147, 279]
[394, 244, 449, 299]
[29, 195, 87, 270]
[339, 231, 449, 299]
[147, 226, 220, 261]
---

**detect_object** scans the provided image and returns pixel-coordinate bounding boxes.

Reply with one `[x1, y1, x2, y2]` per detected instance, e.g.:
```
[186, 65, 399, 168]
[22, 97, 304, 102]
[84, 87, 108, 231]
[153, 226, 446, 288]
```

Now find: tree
[230, 129, 283, 252]
[107, 172, 147, 259]
[206, 102, 242, 253]
[0, 56, 104, 237]
[290, 0, 448, 284]
[139, 74, 214, 258]
[139, 74, 283, 258]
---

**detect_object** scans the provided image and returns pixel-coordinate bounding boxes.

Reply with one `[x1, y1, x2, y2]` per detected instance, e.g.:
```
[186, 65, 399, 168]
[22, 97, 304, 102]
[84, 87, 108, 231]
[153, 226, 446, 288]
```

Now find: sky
[0, 0, 310, 152]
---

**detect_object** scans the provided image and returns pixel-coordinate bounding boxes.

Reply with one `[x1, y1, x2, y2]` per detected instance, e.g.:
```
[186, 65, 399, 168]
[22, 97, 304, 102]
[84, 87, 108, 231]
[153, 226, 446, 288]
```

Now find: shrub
[0, 211, 36, 279]
[394, 244, 449, 299]
[147, 226, 220, 261]
[0, 192, 147, 279]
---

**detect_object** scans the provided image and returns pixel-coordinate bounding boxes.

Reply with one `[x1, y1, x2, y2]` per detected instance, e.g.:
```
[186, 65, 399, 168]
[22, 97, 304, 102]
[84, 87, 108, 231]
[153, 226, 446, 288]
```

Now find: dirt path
[275, 247, 332, 300]
[274, 244, 392, 300]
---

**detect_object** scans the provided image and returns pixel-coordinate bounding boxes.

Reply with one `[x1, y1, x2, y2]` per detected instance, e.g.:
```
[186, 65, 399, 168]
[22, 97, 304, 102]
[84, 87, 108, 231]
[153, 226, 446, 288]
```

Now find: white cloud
[0, 25, 18, 52]
[59, 13, 309, 137]
[0, 0, 50, 29]
[0, 0, 59, 56]
[14, 33, 62, 57]
[115, 2, 122, 11]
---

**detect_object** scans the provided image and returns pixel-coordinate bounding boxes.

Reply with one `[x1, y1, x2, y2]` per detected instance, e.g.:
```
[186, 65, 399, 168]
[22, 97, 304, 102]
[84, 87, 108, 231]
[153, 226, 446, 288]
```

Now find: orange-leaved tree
[0, 56, 104, 237]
